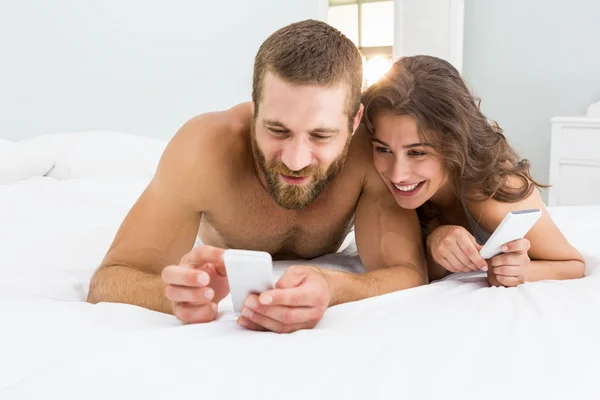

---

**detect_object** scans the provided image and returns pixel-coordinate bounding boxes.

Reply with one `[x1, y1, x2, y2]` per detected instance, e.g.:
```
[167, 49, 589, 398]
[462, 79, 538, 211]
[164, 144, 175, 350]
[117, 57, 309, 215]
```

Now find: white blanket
[1, 135, 599, 400]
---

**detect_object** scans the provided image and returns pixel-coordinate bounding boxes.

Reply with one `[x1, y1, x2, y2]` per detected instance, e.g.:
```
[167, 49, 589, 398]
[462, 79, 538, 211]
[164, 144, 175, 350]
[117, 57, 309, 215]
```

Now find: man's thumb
[276, 266, 307, 289]
[195, 262, 227, 278]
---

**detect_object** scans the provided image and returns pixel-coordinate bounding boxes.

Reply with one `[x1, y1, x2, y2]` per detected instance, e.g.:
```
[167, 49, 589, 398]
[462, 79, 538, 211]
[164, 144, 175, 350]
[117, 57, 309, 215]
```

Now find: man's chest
[199, 185, 359, 259]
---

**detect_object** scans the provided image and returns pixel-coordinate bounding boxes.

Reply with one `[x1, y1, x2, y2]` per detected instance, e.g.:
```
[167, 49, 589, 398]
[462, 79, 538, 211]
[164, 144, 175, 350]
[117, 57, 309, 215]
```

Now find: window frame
[328, 0, 393, 58]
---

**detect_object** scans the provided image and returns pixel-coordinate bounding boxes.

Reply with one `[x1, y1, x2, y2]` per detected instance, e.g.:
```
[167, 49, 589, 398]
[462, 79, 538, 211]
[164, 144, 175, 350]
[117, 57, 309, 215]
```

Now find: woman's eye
[409, 150, 426, 156]
[375, 146, 391, 153]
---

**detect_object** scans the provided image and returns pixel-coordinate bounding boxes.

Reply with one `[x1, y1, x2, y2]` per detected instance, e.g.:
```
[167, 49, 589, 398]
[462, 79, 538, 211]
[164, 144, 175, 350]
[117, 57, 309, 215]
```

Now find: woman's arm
[468, 182, 585, 285]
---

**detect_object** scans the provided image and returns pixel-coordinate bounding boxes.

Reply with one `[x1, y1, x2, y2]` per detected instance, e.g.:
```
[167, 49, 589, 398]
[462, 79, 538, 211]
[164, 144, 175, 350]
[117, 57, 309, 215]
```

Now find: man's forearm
[322, 265, 428, 307]
[87, 265, 173, 315]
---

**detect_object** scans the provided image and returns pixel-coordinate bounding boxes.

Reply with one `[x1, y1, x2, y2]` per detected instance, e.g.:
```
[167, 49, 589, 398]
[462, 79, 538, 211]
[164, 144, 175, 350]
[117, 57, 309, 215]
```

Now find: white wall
[462, 0, 600, 200]
[394, 0, 464, 73]
[0, 0, 320, 141]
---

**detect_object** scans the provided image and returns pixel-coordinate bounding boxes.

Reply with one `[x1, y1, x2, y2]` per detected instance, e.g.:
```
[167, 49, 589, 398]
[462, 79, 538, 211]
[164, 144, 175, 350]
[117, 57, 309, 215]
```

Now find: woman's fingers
[445, 252, 471, 272]
[457, 235, 487, 270]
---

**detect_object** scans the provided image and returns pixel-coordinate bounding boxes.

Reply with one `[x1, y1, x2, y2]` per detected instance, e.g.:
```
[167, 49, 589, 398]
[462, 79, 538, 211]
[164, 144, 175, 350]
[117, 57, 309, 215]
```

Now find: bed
[1, 132, 599, 400]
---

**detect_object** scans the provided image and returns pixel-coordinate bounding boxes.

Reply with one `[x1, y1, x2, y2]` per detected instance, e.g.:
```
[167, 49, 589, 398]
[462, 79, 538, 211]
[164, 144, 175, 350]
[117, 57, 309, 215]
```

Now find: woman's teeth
[394, 182, 419, 192]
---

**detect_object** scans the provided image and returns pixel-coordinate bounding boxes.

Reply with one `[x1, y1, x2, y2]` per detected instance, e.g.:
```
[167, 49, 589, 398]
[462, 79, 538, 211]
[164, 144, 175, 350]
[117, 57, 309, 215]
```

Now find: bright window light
[364, 56, 392, 87]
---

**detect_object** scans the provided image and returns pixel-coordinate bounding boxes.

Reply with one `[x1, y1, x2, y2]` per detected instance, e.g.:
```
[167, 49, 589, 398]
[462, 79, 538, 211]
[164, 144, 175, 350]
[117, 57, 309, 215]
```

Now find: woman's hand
[427, 225, 488, 273]
[486, 238, 531, 287]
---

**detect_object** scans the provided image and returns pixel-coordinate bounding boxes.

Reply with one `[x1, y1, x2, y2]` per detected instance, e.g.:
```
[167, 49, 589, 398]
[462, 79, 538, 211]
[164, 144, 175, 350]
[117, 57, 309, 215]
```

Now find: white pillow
[587, 100, 600, 118]
[22, 131, 168, 181]
[0, 139, 56, 184]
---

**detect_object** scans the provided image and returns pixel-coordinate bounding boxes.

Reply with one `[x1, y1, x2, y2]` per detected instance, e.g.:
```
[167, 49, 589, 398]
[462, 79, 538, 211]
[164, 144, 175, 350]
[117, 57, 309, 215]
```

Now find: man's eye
[375, 146, 391, 153]
[269, 128, 287, 134]
[409, 150, 426, 156]
[312, 135, 331, 140]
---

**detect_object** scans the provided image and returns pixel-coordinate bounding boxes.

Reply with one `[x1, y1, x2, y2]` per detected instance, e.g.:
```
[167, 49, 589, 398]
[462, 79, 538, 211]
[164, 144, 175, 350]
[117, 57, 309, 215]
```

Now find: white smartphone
[222, 249, 274, 315]
[479, 208, 542, 259]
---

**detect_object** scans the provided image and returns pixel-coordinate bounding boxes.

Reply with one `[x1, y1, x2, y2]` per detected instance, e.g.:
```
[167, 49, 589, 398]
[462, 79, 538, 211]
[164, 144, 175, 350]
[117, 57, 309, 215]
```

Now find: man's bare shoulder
[155, 103, 251, 178]
[149, 103, 252, 207]
[165, 102, 251, 164]
[342, 124, 380, 186]
[349, 124, 401, 204]
[348, 123, 374, 159]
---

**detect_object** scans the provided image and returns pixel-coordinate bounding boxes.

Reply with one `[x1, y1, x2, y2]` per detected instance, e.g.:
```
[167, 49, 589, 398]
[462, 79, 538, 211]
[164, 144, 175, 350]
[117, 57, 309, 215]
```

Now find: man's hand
[237, 265, 331, 333]
[487, 238, 531, 287]
[161, 245, 230, 323]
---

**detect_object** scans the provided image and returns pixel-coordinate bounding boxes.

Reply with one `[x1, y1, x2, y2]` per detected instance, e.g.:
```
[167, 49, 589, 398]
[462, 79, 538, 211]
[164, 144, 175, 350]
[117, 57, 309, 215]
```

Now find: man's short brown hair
[252, 19, 363, 122]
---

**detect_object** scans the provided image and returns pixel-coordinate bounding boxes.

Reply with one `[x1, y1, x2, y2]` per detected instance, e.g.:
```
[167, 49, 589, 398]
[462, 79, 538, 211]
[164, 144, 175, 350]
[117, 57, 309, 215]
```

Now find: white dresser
[548, 116, 600, 206]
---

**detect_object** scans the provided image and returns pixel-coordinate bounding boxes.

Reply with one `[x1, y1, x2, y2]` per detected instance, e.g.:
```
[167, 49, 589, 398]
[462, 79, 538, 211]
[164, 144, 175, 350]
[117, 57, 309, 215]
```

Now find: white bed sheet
[1, 175, 599, 399]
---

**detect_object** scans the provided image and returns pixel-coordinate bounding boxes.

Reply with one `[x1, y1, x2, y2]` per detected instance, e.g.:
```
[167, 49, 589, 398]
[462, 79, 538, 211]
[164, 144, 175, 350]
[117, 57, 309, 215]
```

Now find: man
[87, 19, 427, 333]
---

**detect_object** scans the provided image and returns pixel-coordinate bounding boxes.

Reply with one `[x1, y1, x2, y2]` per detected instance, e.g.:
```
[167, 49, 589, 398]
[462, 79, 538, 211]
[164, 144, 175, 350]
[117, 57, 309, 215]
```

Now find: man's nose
[281, 137, 312, 172]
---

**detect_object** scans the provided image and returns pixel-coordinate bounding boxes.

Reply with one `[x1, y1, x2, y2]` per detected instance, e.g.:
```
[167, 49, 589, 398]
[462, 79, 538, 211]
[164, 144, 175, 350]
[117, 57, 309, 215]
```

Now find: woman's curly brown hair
[361, 55, 549, 205]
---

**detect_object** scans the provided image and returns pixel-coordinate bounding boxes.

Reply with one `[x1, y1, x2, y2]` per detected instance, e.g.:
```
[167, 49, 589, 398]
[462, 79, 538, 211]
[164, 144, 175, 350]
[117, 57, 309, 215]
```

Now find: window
[328, 0, 394, 87]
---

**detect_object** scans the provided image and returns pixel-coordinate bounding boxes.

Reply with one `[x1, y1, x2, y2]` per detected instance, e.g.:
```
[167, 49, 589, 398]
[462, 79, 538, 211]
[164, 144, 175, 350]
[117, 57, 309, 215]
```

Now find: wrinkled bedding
[1, 133, 599, 400]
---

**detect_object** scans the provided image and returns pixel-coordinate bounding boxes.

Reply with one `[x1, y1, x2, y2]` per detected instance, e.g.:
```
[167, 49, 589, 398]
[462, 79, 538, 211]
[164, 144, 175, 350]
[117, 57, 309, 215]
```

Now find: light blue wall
[462, 0, 600, 202]
[0, 0, 319, 141]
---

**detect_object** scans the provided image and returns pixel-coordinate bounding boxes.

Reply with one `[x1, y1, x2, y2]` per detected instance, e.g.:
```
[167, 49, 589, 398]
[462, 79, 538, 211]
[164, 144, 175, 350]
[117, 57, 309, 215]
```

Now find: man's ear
[351, 103, 365, 135]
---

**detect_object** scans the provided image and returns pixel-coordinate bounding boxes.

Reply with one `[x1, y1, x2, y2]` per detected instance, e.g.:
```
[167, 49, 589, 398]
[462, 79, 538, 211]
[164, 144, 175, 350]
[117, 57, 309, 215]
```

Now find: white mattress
[1, 133, 599, 400]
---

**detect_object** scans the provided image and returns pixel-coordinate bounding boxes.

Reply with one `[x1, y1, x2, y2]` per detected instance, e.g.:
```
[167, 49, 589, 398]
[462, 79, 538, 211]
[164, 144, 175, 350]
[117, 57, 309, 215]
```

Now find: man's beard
[251, 125, 351, 210]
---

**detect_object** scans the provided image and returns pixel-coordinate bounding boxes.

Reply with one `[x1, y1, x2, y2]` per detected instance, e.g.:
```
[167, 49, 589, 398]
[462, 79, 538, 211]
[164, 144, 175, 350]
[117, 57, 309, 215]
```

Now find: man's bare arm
[323, 162, 428, 306]
[87, 115, 218, 313]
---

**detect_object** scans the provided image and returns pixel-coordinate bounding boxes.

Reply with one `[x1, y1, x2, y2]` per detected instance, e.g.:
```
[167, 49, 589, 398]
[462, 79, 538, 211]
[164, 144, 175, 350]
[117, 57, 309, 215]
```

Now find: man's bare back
[196, 103, 366, 260]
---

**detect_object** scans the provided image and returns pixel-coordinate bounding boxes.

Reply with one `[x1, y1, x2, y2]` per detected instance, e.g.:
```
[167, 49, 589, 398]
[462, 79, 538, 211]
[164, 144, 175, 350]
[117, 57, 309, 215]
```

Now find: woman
[360, 55, 585, 286]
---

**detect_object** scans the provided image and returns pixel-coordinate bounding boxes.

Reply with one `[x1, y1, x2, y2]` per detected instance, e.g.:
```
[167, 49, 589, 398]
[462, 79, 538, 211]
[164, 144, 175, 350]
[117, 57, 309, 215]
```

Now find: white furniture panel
[548, 117, 600, 206]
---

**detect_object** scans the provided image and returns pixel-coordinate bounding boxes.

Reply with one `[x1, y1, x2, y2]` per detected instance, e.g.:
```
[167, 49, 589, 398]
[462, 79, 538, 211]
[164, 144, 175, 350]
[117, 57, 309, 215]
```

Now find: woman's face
[370, 112, 448, 209]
